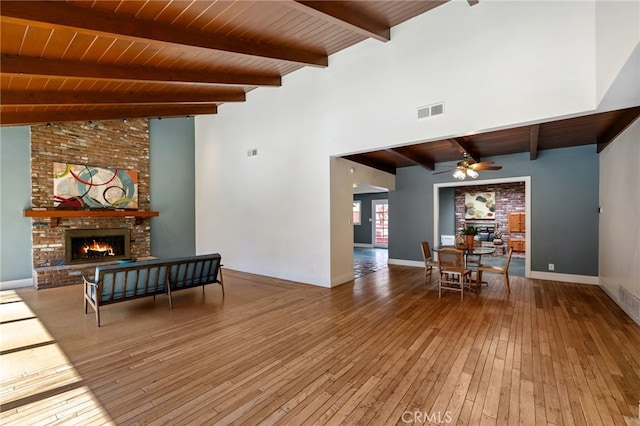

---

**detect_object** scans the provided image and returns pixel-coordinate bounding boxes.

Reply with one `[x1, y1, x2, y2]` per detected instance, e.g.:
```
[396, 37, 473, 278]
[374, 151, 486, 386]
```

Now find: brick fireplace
[29, 119, 152, 289]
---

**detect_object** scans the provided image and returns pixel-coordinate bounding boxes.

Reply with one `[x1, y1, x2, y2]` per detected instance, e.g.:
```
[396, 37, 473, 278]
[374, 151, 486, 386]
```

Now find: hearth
[65, 228, 131, 264]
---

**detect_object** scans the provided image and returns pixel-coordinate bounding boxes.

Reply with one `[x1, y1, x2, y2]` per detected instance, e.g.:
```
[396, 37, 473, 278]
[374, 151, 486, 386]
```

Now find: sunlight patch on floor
[0, 290, 113, 425]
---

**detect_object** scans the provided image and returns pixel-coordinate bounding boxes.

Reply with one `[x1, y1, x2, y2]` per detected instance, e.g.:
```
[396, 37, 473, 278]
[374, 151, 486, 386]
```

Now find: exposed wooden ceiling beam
[0, 1, 328, 67]
[529, 124, 540, 160]
[0, 105, 217, 127]
[0, 55, 282, 87]
[293, 1, 391, 42]
[342, 154, 396, 175]
[449, 138, 480, 163]
[597, 107, 640, 153]
[386, 148, 435, 171]
[1, 90, 245, 106]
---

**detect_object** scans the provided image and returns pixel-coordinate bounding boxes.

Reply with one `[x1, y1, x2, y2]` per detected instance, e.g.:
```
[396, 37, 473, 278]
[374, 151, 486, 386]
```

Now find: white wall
[599, 118, 640, 324]
[195, 1, 607, 287]
[595, 0, 640, 108]
[330, 158, 395, 286]
[195, 106, 333, 286]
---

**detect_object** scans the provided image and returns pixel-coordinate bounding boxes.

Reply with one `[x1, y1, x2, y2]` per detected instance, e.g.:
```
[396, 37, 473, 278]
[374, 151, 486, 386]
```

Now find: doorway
[352, 189, 389, 279]
[372, 200, 389, 248]
[433, 176, 531, 278]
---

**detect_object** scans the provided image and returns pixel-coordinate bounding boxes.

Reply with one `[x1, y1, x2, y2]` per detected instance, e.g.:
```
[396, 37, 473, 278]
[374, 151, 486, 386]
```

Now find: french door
[372, 200, 389, 248]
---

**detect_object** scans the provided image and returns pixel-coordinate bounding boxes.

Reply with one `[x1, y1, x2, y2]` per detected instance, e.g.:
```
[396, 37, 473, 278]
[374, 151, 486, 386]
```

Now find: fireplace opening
[65, 228, 131, 264]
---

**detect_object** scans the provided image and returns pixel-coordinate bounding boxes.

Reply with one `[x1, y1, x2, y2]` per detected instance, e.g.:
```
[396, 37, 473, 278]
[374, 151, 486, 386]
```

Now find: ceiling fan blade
[473, 165, 502, 171]
[469, 161, 495, 169]
[432, 169, 456, 175]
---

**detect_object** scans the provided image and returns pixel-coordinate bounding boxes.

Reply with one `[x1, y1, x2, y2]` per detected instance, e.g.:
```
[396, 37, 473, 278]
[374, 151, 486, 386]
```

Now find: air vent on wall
[247, 148, 258, 157]
[619, 285, 640, 323]
[417, 102, 445, 120]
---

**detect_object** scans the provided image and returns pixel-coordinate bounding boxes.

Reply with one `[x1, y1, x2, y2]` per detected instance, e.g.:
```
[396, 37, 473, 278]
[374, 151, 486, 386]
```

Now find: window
[353, 201, 361, 225]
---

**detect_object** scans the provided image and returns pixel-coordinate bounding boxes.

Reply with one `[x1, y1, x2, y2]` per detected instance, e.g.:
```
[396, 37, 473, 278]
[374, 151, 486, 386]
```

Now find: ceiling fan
[433, 152, 502, 180]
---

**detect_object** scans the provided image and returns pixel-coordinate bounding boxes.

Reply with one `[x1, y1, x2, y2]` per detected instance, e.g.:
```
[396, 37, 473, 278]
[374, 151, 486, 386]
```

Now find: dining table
[433, 245, 496, 262]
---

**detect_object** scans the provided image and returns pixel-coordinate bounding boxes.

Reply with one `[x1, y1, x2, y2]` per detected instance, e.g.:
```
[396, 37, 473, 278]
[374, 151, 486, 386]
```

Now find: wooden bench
[83, 253, 223, 326]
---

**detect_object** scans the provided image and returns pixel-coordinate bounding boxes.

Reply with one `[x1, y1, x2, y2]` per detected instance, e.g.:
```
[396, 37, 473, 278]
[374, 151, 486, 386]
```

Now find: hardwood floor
[1, 266, 639, 425]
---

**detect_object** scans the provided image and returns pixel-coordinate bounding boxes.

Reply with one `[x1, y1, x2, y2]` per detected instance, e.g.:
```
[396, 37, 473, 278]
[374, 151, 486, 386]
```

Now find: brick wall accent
[29, 119, 151, 289]
[454, 182, 525, 239]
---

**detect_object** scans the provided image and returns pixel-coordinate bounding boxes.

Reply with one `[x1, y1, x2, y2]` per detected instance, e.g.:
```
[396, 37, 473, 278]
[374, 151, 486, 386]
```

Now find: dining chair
[476, 248, 513, 296]
[436, 248, 472, 301]
[420, 241, 438, 285]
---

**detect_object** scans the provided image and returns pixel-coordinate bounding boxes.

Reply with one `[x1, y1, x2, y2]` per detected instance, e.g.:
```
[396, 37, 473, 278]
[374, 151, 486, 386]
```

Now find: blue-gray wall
[389, 146, 599, 276]
[353, 192, 388, 245]
[438, 187, 456, 237]
[0, 127, 32, 281]
[149, 118, 196, 258]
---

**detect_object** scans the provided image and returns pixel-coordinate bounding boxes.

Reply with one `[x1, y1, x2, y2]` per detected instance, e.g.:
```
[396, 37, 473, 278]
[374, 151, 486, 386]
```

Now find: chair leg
[470, 273, 479, 295]
[476, 270, 483, 290]
[424, 266, 432, 285]
[219, 268, 225, 298]
[504, 273, 511, 295]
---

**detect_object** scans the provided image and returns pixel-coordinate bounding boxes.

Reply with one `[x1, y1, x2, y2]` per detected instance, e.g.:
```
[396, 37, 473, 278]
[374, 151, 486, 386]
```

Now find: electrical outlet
[548, 263, 555, 271]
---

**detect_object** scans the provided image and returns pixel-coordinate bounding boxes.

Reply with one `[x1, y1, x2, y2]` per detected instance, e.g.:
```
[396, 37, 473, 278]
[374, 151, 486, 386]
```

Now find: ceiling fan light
[453, 169, 466, 180]
[467, 169, 479, 179]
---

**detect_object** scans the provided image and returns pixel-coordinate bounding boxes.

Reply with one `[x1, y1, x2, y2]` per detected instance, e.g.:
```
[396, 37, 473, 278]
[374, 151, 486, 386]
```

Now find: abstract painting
[464, 192, 495, 219]
[53, 162, 139, 209]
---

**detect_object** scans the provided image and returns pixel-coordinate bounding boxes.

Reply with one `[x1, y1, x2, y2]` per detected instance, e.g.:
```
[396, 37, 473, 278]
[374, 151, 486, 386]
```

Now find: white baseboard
[529, 271, 599, 285]
[386, 261, 599, 286]
[354, 243, 374, 248]
[0, 278, 34, 291]
[388, 258, 423, 268]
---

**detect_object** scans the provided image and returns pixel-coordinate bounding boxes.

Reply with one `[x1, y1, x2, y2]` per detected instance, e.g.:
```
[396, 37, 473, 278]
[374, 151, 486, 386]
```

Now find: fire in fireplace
[82, 240, 115, 257]
[65, 228, 131, 264]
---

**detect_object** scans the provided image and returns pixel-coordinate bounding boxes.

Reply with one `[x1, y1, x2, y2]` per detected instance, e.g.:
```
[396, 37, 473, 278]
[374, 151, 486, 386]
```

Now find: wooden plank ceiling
[0, 0, 445, 125]
[1, 1, 637, 169]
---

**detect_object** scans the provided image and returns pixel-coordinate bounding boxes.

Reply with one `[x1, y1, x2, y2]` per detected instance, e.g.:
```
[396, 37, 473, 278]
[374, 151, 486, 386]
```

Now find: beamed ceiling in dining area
[343, 106, 640, 175]
[1, 0, 638, 172]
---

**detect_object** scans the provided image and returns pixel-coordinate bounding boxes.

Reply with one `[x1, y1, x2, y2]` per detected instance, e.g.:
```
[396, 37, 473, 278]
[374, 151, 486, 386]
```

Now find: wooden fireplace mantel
[24, 209, 159, 227]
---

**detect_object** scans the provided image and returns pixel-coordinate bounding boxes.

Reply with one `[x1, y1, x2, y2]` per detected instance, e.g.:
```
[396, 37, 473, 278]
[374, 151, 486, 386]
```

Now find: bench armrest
[83, 276, 98, 293]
